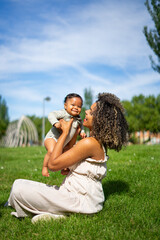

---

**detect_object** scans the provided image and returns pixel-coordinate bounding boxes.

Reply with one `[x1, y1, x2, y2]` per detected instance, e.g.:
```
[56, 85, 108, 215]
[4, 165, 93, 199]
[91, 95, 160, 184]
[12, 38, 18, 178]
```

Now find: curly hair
[92, 93, 129, 152]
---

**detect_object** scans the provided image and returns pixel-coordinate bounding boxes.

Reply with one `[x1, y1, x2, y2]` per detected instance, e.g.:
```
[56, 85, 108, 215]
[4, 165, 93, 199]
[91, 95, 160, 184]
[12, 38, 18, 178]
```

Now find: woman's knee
[12, 179, 24, 197]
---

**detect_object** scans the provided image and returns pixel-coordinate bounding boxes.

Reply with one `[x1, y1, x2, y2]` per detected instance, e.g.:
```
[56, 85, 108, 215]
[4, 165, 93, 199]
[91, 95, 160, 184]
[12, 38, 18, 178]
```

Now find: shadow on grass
[103, 180, 129, 199]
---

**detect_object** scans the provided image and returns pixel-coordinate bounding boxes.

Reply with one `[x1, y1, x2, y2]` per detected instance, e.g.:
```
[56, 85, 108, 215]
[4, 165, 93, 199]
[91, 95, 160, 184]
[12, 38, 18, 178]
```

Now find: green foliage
[0, 95, 9, 139]
[123, 94, 160, 134]
[143, 0, 160, 73]
[0, 145, 159, 239]
[129, 133, 140, 144]
[28, 115, 42, 144]
[83, 87, 93, 109]
[28, 115, 51, 144]
[78, 88, 94, 139]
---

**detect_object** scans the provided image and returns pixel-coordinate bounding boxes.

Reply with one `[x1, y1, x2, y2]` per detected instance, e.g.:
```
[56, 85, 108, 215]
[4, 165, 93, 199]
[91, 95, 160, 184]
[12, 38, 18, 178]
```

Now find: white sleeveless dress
[8, 152, 108, 217]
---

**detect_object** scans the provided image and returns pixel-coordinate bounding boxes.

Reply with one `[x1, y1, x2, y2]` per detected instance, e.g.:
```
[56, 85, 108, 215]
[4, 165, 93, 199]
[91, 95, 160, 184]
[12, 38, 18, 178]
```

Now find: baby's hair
[64, 93, 83, 105]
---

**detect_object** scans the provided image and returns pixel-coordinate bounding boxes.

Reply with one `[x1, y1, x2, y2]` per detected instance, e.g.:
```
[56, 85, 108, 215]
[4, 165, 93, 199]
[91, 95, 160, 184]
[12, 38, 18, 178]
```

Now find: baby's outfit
[45, 109, 83, 146]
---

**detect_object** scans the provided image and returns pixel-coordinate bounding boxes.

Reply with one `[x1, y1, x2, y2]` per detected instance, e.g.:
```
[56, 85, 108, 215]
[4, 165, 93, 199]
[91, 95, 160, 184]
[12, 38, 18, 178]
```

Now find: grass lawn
[0, 144, 159, 240]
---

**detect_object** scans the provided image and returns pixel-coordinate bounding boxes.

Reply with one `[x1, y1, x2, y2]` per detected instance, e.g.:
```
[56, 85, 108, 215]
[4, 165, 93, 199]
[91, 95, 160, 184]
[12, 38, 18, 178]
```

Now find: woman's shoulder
[76, 137, 100, 149]
[75, 137, 104, 160]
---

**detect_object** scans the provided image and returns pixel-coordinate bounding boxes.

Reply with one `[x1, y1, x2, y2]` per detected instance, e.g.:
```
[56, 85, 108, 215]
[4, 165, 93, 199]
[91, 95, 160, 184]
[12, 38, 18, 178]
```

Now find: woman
[7, 93, 128, 223]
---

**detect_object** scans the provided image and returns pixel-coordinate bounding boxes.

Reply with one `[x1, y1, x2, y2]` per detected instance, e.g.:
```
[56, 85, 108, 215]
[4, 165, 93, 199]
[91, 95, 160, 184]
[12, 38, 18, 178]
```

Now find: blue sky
[0, 0, 160, 121]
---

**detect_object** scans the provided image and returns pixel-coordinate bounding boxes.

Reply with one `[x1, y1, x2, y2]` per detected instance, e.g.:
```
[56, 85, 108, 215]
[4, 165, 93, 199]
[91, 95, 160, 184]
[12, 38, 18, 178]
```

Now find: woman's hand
[54, 122, 62, 129]
[59, 118, 74, 135]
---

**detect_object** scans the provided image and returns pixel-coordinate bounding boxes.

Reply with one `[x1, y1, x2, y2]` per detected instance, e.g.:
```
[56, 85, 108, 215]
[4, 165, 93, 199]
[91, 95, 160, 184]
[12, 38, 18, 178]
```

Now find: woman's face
[83, 102, 97, 130]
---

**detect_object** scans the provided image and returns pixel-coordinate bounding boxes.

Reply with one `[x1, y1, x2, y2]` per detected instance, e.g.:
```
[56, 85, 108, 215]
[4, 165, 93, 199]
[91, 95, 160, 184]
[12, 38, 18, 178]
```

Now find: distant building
[135, 131, 160, 144]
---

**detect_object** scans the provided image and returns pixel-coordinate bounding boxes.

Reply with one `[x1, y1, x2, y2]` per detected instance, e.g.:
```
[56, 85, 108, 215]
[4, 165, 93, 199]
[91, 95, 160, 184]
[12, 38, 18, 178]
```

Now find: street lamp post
[42, 97, 51, 146]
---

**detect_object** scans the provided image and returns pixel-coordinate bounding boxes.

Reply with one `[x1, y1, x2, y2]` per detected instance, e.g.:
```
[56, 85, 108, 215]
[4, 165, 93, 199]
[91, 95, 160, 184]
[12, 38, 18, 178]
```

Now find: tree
[79, 88, 94, 139]
[80, 87, 94, 121]
[123, 94, 160, 143]
[143, 0, 160, 73]
[122, 100, 139, 133]
[28, 115, 51, 145]
[144, 94, 160, 132]
[83, 88, 93, 109]
[0, 96, 9, 139]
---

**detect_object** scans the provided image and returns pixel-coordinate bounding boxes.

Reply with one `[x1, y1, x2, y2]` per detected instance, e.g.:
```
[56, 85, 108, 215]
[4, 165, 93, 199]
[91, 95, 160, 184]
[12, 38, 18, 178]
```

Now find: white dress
[8, 152, 108, 217]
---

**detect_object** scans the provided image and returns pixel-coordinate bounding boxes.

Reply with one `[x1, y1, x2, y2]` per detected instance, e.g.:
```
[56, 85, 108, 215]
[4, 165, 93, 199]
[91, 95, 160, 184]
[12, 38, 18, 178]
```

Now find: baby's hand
[80, 131, 87, 139]
[54, 122, 62, 129]
[42, 167, 50, 177]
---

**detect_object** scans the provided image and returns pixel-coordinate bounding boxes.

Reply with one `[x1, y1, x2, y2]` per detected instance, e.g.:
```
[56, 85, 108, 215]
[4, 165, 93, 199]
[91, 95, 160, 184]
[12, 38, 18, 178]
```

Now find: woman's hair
[92, 93, 129, 152]
[64, 93, 83, 105]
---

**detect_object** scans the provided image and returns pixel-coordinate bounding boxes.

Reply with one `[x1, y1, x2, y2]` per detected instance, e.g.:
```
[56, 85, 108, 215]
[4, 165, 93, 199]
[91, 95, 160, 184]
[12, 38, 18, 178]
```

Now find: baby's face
[64, 97, 82, 116]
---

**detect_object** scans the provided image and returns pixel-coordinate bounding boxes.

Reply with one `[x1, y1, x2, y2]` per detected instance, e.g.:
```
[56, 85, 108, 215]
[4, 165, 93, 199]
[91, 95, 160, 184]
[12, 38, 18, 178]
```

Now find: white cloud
[112, 71, 160, 100]
[0, 0, 152, 75]
[0, 80, 42, 101]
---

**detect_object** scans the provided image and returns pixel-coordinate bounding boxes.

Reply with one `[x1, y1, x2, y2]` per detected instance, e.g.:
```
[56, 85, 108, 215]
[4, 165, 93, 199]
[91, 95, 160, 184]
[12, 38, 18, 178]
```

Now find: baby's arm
[48, 109, 66, 126]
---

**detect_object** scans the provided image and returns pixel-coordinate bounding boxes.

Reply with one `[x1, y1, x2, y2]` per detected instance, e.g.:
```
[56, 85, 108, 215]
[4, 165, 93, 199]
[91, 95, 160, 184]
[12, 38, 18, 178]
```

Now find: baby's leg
[42, 138, 56, 177]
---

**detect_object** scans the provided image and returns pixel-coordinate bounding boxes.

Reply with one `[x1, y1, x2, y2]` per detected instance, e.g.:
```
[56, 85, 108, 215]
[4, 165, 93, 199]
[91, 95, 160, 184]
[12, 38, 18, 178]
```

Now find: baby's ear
[64, 103, 67, 109]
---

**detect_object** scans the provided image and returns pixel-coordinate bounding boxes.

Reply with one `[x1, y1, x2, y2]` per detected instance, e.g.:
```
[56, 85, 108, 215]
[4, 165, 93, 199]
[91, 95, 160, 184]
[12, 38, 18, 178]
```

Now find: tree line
[122, 94, 160, 134]
[29, 93, 160, 143]
[0, 92, 160, 144]
[0, 96, 9, 139]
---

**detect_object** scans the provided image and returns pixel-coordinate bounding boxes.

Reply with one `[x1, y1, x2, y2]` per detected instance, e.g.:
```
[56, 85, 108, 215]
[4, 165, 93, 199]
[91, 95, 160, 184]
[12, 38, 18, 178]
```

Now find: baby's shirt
[45, 109, 84, 146]
[48, 109, 83, 129]
[48, 109, 82, 127]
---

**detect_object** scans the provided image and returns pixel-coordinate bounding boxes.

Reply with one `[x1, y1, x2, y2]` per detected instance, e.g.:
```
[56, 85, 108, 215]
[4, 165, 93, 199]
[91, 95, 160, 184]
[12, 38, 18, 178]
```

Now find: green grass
[0, 144, 159, 240]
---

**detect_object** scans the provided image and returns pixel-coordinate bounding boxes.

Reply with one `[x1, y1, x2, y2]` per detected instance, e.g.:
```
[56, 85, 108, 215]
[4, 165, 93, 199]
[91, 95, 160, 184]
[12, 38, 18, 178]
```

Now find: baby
[42, 93, 86, 177]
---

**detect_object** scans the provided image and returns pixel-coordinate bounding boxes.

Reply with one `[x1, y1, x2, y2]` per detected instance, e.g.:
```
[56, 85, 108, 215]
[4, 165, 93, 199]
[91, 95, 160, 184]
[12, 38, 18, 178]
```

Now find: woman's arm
[60, 127, 80, 176]
[65, 124, 81, 150]
[47, 119, 98, 171]
[48, 137, 96, 171]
